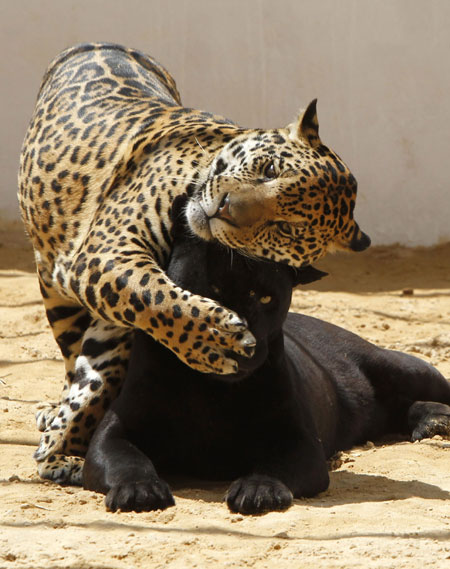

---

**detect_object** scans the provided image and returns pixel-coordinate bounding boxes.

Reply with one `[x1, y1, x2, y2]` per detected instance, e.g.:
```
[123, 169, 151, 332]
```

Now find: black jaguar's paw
[225, 474, 293, 515]
[409, 401, 450, 441]
[105, 478, 175, 513]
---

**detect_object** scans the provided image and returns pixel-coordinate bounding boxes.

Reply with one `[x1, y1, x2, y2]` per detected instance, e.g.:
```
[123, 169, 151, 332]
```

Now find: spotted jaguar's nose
[349, 224, 371, 252]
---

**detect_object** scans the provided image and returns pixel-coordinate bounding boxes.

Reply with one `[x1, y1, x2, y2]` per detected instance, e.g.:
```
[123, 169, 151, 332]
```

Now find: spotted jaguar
[18, 43, 370, 484]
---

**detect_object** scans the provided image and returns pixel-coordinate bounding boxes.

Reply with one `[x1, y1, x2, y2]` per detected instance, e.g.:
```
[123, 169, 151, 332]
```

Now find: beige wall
[2, 0, 449, 246]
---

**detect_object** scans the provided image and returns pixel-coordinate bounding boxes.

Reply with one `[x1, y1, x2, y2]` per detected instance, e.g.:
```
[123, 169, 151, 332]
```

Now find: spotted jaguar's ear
[288, 99, 321, 147]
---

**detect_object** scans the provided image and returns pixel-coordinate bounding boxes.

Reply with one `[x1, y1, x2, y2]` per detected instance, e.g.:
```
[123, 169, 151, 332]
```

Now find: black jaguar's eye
[278, 222, 294, 238]
[263, 160, 277, 180]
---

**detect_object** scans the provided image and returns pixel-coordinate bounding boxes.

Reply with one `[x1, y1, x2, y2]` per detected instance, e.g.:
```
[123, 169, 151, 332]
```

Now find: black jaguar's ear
[291, 265, 328, 287]
[170, 194, 189, 239]
[288, 99, 321, 147]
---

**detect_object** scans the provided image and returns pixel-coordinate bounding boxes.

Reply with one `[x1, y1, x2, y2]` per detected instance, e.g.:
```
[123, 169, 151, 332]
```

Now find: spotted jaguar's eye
[278, 222, 294, 238]
[263, 160, 277, 180]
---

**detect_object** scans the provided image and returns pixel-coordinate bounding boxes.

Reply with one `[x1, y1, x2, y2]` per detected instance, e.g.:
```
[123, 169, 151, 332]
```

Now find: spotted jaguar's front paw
[225, 475, 293, 515]
[169, 301, 256, 375]
[105, 479, 175, 512]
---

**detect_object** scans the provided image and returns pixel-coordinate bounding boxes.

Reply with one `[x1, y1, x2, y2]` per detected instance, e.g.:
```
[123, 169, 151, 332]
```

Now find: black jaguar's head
[169, 197, 327, 380]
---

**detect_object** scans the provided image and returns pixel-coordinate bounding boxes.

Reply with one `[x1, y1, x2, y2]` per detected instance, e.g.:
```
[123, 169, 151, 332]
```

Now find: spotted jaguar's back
[18, 43, 370, 484]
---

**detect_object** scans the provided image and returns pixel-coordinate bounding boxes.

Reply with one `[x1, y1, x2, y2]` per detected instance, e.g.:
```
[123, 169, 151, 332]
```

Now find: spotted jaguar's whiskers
[194, 137, 207, 155]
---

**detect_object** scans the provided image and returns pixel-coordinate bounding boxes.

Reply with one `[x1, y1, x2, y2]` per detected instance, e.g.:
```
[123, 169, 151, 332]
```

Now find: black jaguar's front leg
[83, 409, 174, 512]
[226, 432, 330, 515]
[225, 453, 329, 514]
[226, 475, 294, 515]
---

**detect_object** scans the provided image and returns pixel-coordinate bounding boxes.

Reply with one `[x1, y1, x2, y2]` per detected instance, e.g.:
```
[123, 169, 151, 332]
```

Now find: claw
[242, 333, 257, 348]
[243, 345, 255, 357]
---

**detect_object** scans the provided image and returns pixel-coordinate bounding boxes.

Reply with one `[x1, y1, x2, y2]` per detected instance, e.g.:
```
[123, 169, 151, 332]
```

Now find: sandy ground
[1, 221, 449, 569]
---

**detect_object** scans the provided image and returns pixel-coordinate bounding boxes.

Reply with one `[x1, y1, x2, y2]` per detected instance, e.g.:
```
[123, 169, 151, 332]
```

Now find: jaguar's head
[186, 100, 370, 267]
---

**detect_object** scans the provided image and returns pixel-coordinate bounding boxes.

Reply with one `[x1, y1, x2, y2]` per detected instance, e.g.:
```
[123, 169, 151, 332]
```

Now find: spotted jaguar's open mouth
[186, 185, 243, 240]
[209, 193, 239, 227]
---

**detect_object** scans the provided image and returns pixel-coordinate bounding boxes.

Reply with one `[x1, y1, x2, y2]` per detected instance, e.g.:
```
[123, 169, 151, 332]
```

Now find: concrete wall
[2, 0, 449, 246]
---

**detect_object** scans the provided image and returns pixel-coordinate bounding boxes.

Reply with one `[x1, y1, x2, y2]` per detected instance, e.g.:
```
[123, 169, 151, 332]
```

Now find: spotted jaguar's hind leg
[37, 455, 86, 486]
[35, 276, 90, 431]
[36, 402, 59, 432]
[35, 318, 132, 483]
[36, 278, 132, 483]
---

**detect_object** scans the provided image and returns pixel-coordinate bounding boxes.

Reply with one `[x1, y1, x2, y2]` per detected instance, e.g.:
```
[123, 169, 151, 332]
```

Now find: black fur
[83, 201, 450, 515]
